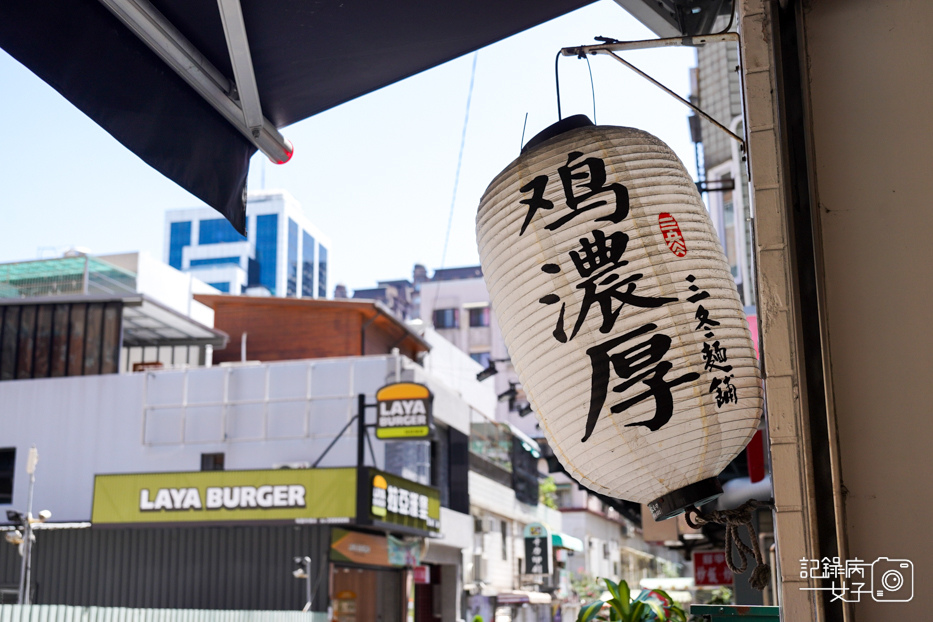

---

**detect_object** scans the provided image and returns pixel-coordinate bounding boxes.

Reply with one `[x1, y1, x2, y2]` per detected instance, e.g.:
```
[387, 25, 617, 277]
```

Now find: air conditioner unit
[273, 462, 311, 469]
[472, 554, 488, 583]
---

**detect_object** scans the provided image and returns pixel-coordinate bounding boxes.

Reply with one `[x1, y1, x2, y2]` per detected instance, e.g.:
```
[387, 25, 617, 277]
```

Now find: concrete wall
[739, 0, 932, 617]
[802, 1, 933, 618]
[0, 355, 469, 522]
[419, 278, 537, 438]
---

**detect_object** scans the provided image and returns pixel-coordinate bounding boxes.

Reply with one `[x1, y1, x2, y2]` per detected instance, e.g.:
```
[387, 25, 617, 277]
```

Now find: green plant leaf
[607, 599, 626, 621]
[577, 600, 606, 622]
[667, 606, 687, 622]
[629, 601, 648, 622]
[603, 577, 621, 601]
[601, 578, 631, 617]
[644, 601, 665, 620]
[618, 579, 631, 607]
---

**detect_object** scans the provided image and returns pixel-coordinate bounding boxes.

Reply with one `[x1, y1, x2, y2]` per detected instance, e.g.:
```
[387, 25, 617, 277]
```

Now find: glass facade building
[164, 191, 329, 299]
[287, 219, 298, 297]
[199, 219, 246, 245]
[168, 221, 191, 270]
[255, 214, 278, 295]
[318, 246, 327, 298]
[302, 231, 315, 298]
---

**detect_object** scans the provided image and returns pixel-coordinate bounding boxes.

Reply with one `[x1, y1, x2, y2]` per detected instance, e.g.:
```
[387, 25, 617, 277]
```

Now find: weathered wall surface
[803, 0, 933, 618]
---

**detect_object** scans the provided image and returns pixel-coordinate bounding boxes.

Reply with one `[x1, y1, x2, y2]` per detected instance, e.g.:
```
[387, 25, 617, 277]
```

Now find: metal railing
[0, 606, 326, 622]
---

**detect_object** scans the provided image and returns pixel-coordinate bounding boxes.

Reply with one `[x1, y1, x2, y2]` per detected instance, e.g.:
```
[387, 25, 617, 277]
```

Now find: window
[189, 257, 241, 268]
[168, 221, 191, 269]
[433, 308, 458, 329]
[199, 218, 246, 245]
[431, 424, 450, 509]
[603, 542, 610, 560]
[470, 351, 491, 368]
[207, 282, 230, 293]
[473, 515, 484, 533]
[287, 219, 298, 296]
[200, 453, 224, 471]
[301, 231, 315, 297]
[0, 448, 14, 503]
[500, 520, 508, 560]
[469, 307, 490, 327]
[555, 484, 573, 509]
[317, 245, 328, 297]
[254, 214, 278, 295]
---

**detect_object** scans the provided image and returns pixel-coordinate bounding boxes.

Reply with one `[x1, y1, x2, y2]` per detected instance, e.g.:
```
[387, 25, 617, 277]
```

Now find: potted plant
[577, 578, 686, 622]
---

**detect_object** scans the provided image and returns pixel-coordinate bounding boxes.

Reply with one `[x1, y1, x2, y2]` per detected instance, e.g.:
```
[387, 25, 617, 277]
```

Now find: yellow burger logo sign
[375, 382, 433, 440]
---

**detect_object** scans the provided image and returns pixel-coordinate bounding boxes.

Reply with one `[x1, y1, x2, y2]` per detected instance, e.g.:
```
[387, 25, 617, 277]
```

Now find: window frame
[468, 306, 490, 327]
[0, 447, 15, 504]
[432, 308, 459, 329]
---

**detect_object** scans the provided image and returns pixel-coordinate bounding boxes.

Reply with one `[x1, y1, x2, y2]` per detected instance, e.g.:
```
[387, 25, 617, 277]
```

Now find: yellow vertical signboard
[375, 382, 434, 440]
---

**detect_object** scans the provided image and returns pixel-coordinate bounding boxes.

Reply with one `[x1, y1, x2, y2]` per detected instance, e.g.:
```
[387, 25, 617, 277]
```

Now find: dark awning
[0, 0, 596, 233]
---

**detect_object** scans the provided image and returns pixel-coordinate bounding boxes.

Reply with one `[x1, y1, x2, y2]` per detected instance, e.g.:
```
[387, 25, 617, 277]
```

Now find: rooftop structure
[0, 253, 226, 380]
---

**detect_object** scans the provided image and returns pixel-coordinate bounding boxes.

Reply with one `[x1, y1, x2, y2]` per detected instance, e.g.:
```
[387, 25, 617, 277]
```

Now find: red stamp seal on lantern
[658, 213, 687, 257]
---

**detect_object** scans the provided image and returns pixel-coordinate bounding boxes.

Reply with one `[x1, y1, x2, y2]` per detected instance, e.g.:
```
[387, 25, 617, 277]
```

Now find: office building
[164, 190, 330, 298]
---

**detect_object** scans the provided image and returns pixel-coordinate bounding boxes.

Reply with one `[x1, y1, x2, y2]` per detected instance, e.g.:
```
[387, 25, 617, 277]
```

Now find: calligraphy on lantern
[518, 151, 737, 442]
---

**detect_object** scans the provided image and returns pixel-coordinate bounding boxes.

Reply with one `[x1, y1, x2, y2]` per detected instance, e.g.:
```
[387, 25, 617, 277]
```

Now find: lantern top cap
[521, 114, 594, 154]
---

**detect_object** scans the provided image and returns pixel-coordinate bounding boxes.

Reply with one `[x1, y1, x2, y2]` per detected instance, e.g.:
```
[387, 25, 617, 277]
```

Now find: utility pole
[19, 446, 38, 605]
[293, 556, 312, 611]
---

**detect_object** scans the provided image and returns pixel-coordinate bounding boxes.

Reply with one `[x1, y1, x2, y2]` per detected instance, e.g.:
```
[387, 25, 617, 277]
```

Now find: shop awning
[551, 531, 584, 552]
[507, 423, 542, 458]
[0, 0, 595, 232]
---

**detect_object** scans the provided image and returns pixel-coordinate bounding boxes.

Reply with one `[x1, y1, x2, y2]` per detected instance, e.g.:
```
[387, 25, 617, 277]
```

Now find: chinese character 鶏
[518, 152, 630, 235]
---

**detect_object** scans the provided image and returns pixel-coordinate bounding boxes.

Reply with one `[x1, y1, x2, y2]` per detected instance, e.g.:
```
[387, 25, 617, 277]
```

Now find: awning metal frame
[560, 33, 746, 152]
[98, 0, 293, 163]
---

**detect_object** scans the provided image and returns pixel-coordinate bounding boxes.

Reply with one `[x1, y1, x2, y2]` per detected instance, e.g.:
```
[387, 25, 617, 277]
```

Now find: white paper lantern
[476, 116, 762, 520]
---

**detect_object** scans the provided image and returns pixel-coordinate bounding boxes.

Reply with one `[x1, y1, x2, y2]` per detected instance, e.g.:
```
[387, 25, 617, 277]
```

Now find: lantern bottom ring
[648, 478, 723, 521]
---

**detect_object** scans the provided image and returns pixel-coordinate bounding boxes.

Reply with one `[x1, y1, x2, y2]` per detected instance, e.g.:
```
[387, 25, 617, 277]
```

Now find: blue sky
[0, 0, 697, 292]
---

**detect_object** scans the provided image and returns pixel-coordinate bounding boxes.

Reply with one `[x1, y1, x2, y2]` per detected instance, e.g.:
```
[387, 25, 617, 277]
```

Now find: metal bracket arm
[98, 0, 293, 163]
[560, 33, 746, 151]
[217, 0, 263, 136]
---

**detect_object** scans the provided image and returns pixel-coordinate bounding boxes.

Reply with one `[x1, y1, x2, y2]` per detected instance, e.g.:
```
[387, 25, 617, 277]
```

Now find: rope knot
[685, 499, 772, 591]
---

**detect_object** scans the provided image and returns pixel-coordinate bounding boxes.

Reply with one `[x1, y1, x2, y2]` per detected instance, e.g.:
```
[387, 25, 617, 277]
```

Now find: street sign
[693, 550, 734, 586]
[413, 565, 431, 584]
[522, 522, 553, 575]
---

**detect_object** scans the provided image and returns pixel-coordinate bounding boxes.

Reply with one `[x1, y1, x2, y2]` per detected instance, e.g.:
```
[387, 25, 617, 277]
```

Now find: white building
[418, 267, 537, 439]
[164, 190, 330, 298]
[0, 352, 472, 619]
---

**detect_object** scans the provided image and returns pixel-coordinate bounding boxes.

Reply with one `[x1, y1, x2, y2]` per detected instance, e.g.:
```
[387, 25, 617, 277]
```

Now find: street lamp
[476, 358, 511, 382]
[292, 556, 312, 612]
[497, 383, 518, 403]
[2, 447, 50, 605]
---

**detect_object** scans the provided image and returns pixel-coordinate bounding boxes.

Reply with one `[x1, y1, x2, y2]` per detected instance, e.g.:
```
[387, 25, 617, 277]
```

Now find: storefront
[79, 466, 442, 618]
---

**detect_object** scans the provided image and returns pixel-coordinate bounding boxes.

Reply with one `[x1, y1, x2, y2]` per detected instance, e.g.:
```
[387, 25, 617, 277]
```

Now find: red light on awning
[274, 139, 294, 165]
